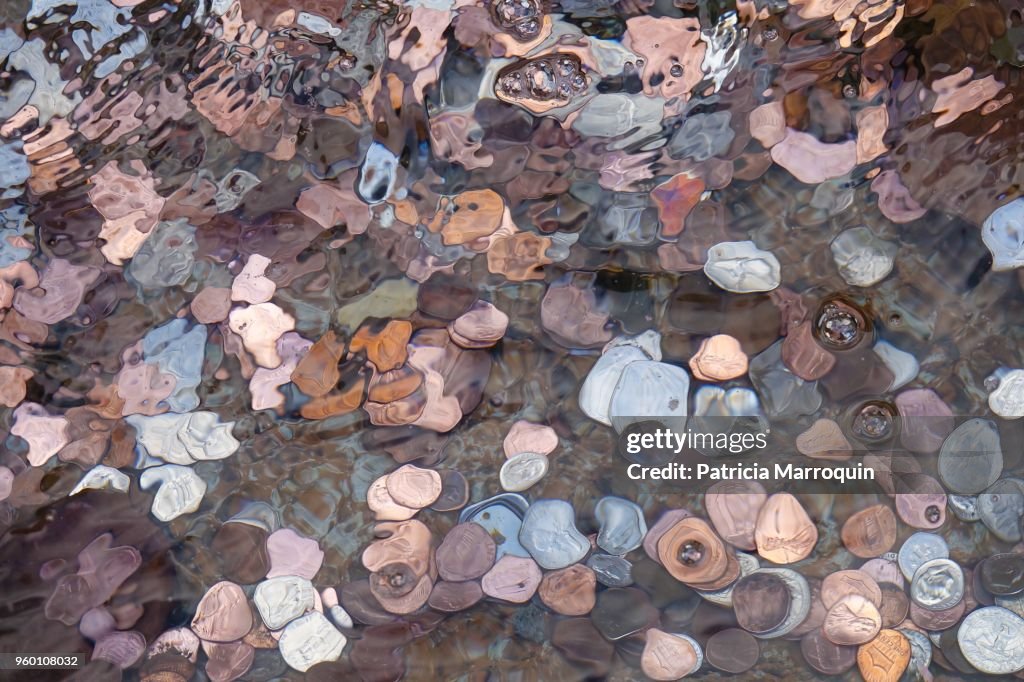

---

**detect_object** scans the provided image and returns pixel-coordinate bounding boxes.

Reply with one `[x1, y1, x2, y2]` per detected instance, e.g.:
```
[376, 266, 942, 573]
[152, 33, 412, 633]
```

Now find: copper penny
[878, 584, 910, 627]
[689, 334, 749, 381]
[373, 573, 432, 615]
[857, 628, 911, 682]
[705, 480, 767, 551]
[481, 555, 542, 603]
[801, 628, 857, 675]
[841, 505, 898, 558]
[894, 473, 946, 530]
[732, 572, 791, 634]
[643, 509, 692, 564]
[190, 581, 253, 643]
[657, 517, 729, 585]
[538, 564, 597, 616]
[754, 493, 818, 564]
[369, 562, 419, 601]
[385, 464, 442, 509]
[821, 570, 883, 609]
[860, 558, 905, 588]
[361, 520, 432, 578]
[435, 522, 496, 582]
[640, 628, 701, 681]
[427, 580, 483, 612]
[705, 628, 759, 673]
[367, 475, 418, 522]
[823, 594, 882, 646]
[429, 469, 469, 512]
[909, 596, 965, 630]
[689, 550, 741, 592]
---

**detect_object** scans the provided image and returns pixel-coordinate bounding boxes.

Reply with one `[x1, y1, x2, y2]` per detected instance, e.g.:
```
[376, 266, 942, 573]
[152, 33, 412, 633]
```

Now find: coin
[860, 557, 905, 588]
[427, 580, 483, 613]
[857, 628, 910, 682]
[705, 628, 759, 674]
[657, 517, 729, 585]
[429, 469, 469, 512]
[592, 587, 661, 641]
[697, 551, 759, 608]
[518, 499, 590, 570]
[586, 553, 633, 587]
[910, 558, 964, 611]
[594, 496, 647, 555]
[538, 564, 597, 616]
[878, 584, 909, 627]
[909, 595, 964, 630]
[481, 555, 542, 603]
[733, 572, 791, 634]
[705, 480, 767, 551]
[641, 629, 703, 681]
[787, 577, 827, 639]
[373, 573, 432, 615]
[435, 522, 496, 582]
[801, 628, 856, 675]
[938, 418, 1003, 494]
[979, 478, 1024, 543]
[755, 567, 812, 639]
[366, 475, 418, 522]
[499, 452, 549, 492]
[822, 570, 883, 609]
[947, 494, 980, 522]
[643, 509, 692, 564]
[823, 594, 882, 646]
[754, 493, 818, 564]
[191, 581, 253, 643]
[840, 504, 897, 558]
[980, 553, 1024, 596]
[957, 606, 1024, 674]
[897, 627, 932, 677]
[894, 473, 946, 530]
[385, 464, 442, 509]
[897, 532, 949, 581]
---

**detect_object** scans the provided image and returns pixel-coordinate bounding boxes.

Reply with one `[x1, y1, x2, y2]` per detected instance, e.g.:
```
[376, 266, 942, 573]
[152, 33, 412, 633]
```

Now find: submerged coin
[641, 629, 703, 680]
[978, 478, 1024, 543]
[705, 480, 766, 551]
[878, 584, 910, 627]
[980, 553, 1024, 596]
[938, 418, 1002, 494]
[754, 568, 812, 639]
[733, 572, 791, 634]
[436, 523, 496, 582]
[897, 532, 949, 581]
[910, 559, 965, 611]
[909, 595, 965, 630]
[860, 558, 905, 588]
[586, 553, 633, 587]
[481, 555, 542, 603]
[643, 509, 693, 564]
[657, 517, 729, 585]
[538, 564, 597, 616]
[427, 580, 483, 613]
[591, 587, 660, 641]
[801, 628, 856, 675]
[823, 594, 882, 646]
[894, 473, 947, 530]
[957, 606, 1024, 674]
[385, 464, 442, 509]
[840, 505, 897, 558]
[947, 494, 980, 522]
[822, 570, 882, 610]
[430, 469, 469, 512]
[594, 496, 647, 555]
[754, 493, 818, 564]
[857, 629, 910, 682]
[499, 452, 549, 492]
[518, 499, 589, 570]
[705, 628, 759, 674]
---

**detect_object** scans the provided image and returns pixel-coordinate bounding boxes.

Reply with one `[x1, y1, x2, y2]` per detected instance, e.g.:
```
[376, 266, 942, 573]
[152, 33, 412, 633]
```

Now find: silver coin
[587, 553, 634, 587]
[978, 478, 1024, 543]
[499, 452, 548, 492]
[938, 418, 1002, 494]
[957, 606, 1024, 675]
[910, 558, 964, 611]
[594, 496, 647, 555]
[518, 499, 590, 570]
[752, 567, 810, 639]
[897, 627, 932, 673]
[996, 592, 1024, 619]
[947, 494, 980, 522]
[898, 532, 949, 581]
[697, 552, 760, 608]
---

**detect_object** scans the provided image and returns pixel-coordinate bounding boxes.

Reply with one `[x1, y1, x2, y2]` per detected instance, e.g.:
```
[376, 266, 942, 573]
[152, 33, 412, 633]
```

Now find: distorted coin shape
[824, 594, 882, 646]
[586, 553, 633, 587]
[978, 478, 1024, 542]
[857, 628, 910, 682]
[591, 587, 660, 641]
[435, 522, 497, 582]
[822, 570, 883, 610]
[641, 628, 703, 680]
[980, 553, 1024, 596]
[705, 628, 759, 674]
[481, 555, 542, 603]
[538, 564, 597, 616]
[754, 493, 818, 564]
[910, 558, 964, 611]
[191, 581, 253, 643]
[657, 516, 729, 585]
[897, 532, 949, 581]
[594, 496, 647, 555]
[518, 499, 590, 570]
[841, 505, 897, 558]
[499, 452, 549, 492]
[801, 628, 857, 675]
[254, 576, 316, 630]
[430, 469, 469, 512]
[732, 572, 791, 634]
[705, 480, 767, 551]
[385, 464, 442, 509]
[426, 580, 483, 613]
[937, 418, 1002, 494]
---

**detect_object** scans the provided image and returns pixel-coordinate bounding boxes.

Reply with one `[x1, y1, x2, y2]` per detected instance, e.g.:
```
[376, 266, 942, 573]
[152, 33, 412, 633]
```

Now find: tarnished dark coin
[706, 628, 759, 674]
[732, 572, 791, 634]
[435, 522, 496, 582]
[426, 580, 483, 613]
[980, 553, 1024, 596]
[878, 584, 909, 627]
[801, 628, 856, 675]
[369, 562, 418, 601]
[551, 618, 614, 678]
[590, 587, 659, 641]
[938, 418, 1003, 494]
[340, 580, 397, 626]
[430, 469, 469, 512]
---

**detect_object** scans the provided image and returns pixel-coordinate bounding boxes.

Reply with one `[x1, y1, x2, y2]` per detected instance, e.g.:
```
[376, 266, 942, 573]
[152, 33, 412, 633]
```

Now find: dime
[754, 493, 818, 564]
[823, 594, 882, 646]
[586, 553, 633, 587]
[499, 451, 548, 492]
[910, 558, 964, 611]
[538, 564, 597, 616]
[897, 628, 932, 676]
[978, 478, 1024, 543]
[980, 552, 1024, 596]
[436, 523, 496, 582]
[518, 499, 590, 570]
[822, 570, 883, 609]
[897, 532, 949, 581]
[857, 628, 910, 682]
[705, 628, 759, 674]
[278, 611, 345, 673]
[705, 480, 767, 551]
[957, 606, 1024, 674]
[254, 576, 316, 630]
[801, 628, 856, 675]
[385, 464, 442, 509]
[641, 629, 703, 680]
[733, 572, 791, 634]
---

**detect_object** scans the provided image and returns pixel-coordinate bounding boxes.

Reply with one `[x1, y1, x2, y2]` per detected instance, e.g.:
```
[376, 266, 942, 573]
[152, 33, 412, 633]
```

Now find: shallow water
[2, 0, 1024, 680]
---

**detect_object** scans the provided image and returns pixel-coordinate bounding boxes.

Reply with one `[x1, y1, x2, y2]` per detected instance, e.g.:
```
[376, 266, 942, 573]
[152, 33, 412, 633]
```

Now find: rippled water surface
[3, 0, 1024, 679]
